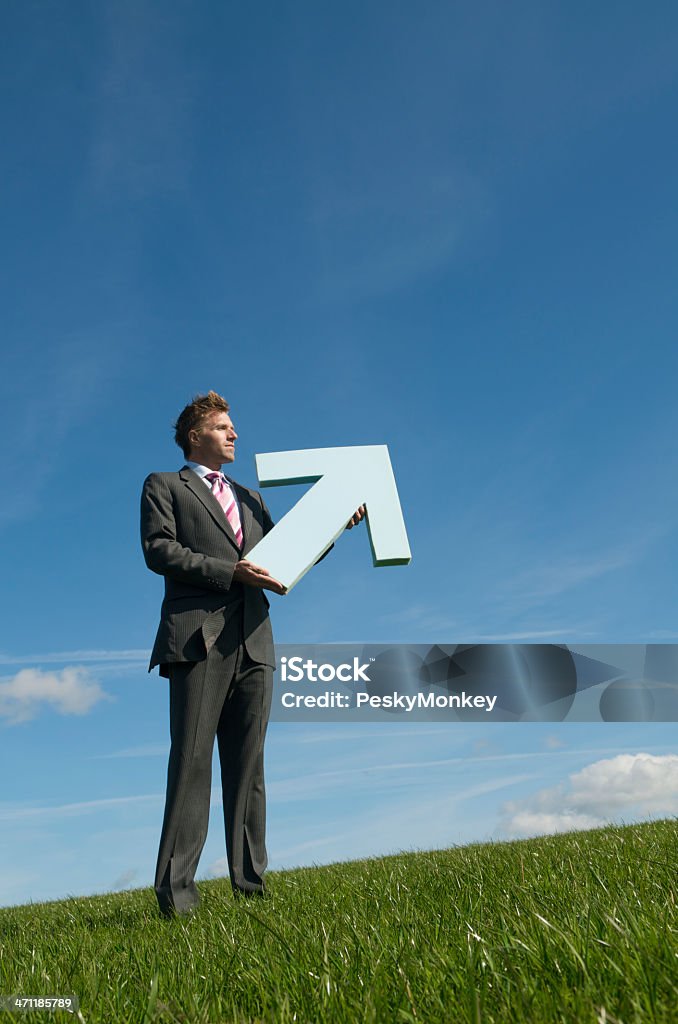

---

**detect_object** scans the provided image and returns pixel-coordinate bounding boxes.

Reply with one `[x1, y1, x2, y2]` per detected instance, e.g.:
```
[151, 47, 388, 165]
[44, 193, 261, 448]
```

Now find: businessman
[141, 390, 364, 917]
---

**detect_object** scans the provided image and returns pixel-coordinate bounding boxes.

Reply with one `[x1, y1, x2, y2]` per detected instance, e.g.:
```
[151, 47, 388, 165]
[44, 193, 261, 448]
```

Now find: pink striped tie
[206, 472, 243, 547]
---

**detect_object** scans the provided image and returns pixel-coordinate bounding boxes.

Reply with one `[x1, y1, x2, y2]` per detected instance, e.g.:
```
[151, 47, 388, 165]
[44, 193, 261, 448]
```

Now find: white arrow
[246, 445, 411, 592]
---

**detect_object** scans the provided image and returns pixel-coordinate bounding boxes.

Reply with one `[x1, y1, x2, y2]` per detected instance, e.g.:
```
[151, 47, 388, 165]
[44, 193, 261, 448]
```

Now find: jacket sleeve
[315, 543, 334, 565]
[260, 492, 275, 536]
[141, 474, 236, 592]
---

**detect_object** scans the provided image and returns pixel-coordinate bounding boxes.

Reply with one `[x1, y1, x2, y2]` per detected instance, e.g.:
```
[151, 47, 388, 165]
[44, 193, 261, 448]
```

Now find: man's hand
[345, 504, 366, 530]
[233, 559, 287, 594]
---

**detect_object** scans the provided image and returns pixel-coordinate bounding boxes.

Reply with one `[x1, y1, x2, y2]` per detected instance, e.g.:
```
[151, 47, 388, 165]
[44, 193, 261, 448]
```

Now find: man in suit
[141, 390, 364, 917]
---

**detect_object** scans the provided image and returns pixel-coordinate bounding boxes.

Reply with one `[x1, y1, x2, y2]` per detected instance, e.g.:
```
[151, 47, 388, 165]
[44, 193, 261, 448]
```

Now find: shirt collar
[186, 461, 223, 481]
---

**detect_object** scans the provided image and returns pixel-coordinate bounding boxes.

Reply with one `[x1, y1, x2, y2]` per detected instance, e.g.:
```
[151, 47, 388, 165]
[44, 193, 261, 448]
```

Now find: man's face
[189, 411, 238, 467]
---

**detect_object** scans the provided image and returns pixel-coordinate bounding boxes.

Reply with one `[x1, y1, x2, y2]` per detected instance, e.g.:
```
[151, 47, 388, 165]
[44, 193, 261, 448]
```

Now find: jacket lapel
[179, 466, 240, 551]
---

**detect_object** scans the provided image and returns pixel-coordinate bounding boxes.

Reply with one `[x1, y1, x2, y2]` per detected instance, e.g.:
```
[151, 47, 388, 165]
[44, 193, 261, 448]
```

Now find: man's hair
[174, 390, 230, 458]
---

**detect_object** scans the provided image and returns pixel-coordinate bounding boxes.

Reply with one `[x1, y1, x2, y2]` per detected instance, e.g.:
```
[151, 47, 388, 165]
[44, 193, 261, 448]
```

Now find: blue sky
[1, 2, 678, 908]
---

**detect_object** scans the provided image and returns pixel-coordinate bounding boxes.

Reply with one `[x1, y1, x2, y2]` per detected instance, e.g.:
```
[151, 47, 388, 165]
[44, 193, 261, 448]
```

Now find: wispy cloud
[464, 630, 596, 641]
[0, 869, 41, 907]
[0, 335, 129, 527]
[500, 548, 637, 604]
[283, 724, 462, 745]
[269, 773, 534, 871]
[266, 745, 653, 803]
[88, 2, 195, 197]
[319, 221, 460, 301]
[0, 667, 114, 725]
[379, 604, 597, 642]
[0, 649, 149, 666]
[92, 743, 168, 760]
[311, 165, 488, 303]
[0, 793, 162, 823]
[110, 868, 138, 891]
[253, 834, 345, 867]
[500, 752, 678, 838]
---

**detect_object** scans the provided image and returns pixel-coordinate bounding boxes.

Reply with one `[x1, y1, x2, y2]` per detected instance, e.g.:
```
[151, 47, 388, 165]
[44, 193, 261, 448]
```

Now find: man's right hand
[233, 559, 287, 595]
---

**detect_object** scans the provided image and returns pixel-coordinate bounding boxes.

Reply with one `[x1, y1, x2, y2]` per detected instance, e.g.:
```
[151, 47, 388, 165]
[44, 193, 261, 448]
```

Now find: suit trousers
[154, 625, 273, 915]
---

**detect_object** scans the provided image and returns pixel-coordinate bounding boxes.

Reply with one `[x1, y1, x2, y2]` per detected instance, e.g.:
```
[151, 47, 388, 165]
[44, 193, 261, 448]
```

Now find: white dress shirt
[186, 460, 243, 521]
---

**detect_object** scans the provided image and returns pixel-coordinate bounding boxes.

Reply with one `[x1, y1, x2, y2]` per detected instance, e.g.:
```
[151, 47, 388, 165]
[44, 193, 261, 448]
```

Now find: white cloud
[505, 810, 601, 836]
[501, 753, 678, 838]
[206, 856, 230, 877]
[0, 667, 113, 724]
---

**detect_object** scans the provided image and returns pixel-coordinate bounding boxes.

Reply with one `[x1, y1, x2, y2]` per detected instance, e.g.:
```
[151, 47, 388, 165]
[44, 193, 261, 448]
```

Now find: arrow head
[248, 445, 411, 591]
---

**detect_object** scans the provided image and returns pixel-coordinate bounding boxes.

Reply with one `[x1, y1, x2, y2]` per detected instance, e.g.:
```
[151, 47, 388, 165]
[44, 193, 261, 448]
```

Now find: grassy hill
[0, 819, 675, 1023]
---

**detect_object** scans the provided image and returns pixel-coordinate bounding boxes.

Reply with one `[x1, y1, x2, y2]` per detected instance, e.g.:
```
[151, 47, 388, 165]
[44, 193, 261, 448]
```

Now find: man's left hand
[345, 504, 366, 530]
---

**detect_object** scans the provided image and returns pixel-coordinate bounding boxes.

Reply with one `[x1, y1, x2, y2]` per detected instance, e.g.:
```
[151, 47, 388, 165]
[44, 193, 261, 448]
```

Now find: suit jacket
[140, 466, 275, 676]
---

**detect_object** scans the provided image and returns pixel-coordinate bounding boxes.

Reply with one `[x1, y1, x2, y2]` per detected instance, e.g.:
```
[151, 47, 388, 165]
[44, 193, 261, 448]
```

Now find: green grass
[0, 819, 676, 1023]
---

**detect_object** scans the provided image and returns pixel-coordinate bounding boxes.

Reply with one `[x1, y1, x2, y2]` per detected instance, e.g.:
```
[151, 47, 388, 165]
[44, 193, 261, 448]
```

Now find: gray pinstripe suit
[141, 465, 276, 914]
